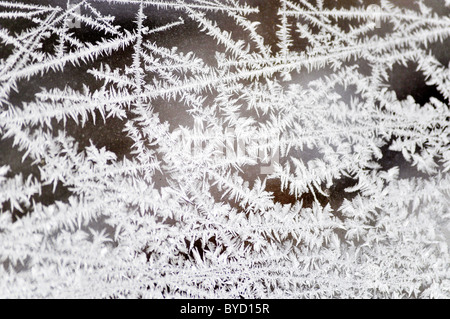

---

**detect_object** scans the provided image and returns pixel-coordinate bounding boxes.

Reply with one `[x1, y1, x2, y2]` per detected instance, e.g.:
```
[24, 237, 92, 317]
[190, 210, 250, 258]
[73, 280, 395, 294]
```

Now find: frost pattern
[0, 0, 449, 298]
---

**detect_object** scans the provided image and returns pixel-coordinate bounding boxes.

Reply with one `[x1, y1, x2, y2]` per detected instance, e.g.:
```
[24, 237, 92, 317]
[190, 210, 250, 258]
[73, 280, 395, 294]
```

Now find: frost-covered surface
[0, 0, 449, 298]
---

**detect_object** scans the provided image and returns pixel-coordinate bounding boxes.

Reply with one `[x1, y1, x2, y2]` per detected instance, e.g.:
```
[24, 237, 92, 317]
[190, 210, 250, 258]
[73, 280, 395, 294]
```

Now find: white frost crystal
[0, 0, 449, 298]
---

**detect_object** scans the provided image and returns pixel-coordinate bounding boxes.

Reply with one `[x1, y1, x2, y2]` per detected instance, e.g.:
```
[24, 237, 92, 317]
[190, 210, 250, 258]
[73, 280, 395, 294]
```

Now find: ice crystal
[0, 0, 449, 298]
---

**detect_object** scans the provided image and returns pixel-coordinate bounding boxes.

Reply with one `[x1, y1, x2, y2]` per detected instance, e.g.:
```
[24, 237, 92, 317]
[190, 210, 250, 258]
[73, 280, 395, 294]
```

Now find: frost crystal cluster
[0, 0, 449, 298]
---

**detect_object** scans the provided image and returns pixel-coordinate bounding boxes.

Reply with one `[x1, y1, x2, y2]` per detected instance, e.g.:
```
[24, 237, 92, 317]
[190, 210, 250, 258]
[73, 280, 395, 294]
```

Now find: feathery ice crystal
[0, 0, 449, 298]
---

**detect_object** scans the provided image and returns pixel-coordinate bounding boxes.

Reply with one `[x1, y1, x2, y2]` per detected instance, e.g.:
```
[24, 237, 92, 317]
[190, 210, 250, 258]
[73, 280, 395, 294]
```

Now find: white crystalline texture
[0, 0, 449, 298]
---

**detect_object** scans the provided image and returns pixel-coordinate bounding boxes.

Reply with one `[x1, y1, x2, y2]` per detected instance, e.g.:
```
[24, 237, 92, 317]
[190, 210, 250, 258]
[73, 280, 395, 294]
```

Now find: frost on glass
[0, 0, 449, 298]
